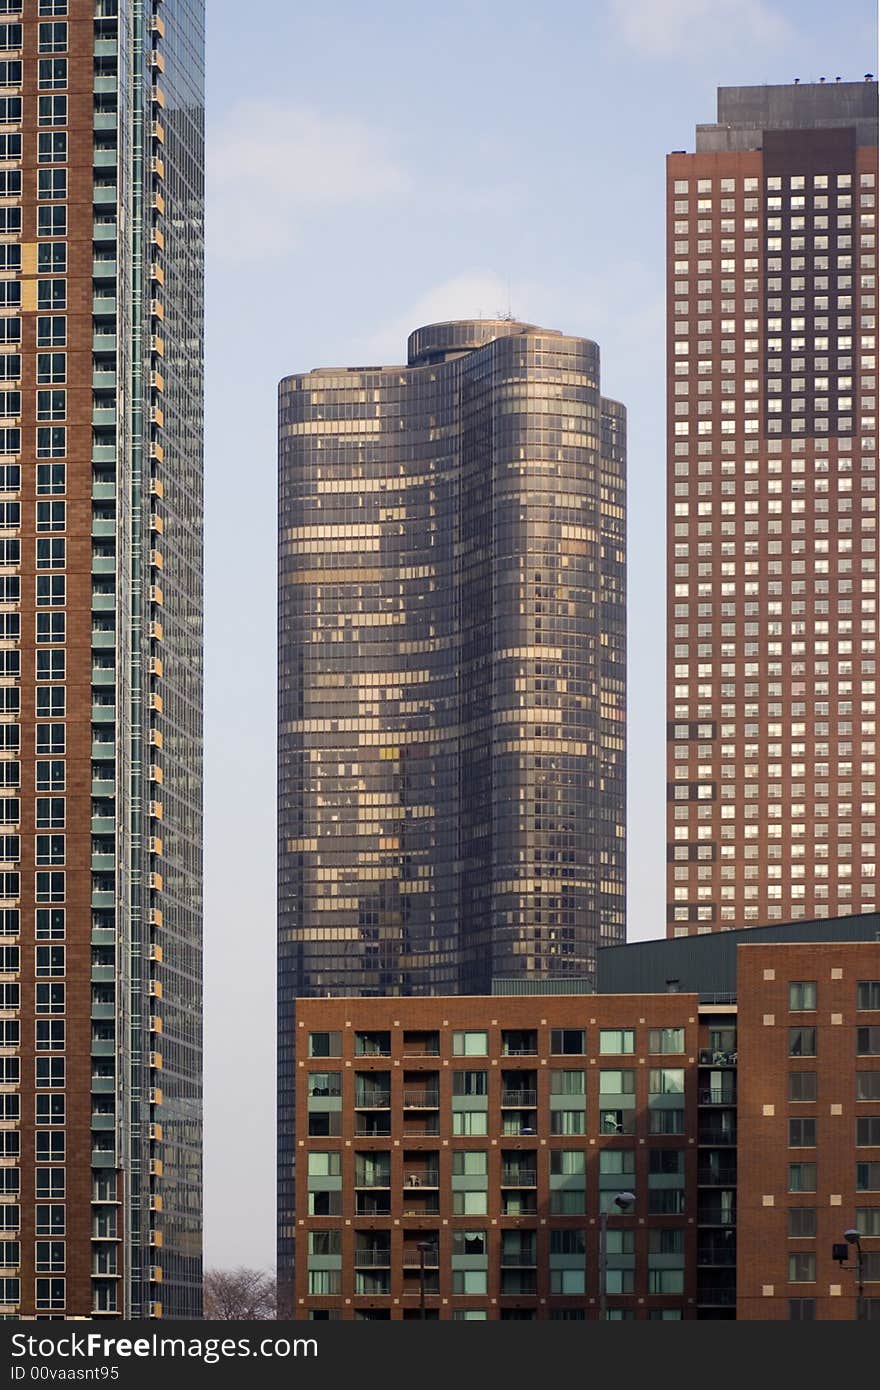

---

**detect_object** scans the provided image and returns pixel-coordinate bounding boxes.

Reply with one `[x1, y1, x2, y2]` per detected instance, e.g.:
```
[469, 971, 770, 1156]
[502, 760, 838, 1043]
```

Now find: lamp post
[832, 1228, 864, 1319]
[417, 1241, 431, 1319]
[597, 1190, 635, 1321]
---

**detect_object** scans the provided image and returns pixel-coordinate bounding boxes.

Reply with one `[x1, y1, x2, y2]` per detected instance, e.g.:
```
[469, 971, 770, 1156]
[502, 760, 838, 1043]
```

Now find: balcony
[697, 1247, 736, 1267]
[354, 1091, 391, 1109]
[501, 1090, 537, 1107]
[698, 1050, 737, 1067]
[698, 1126, 737, 1146]
[697, 1288, 737, 1307]
[501, 1167, 537, 1187]
[402, 1090, 439, 1108]
[403, 1170, 439, 1189]
[354, 1174, 391, 1189]
[402, 1247, 439, 1268]
[699, 1089, 737, 1106]
[697, 1205, 737, 1227]
[354, 1249, 390, 1268]
[500, 1251, 537, 1267]
[698, 1165, 737, 1186]
[354, 1119, 391, 1137]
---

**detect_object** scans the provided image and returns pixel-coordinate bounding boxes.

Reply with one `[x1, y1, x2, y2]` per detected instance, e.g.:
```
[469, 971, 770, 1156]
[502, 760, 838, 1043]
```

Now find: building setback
[665, 82, 879, 934]
[278, 319, 626, 1297]
[0, 2, 204, 1318]
[289, 921, 880, 1319]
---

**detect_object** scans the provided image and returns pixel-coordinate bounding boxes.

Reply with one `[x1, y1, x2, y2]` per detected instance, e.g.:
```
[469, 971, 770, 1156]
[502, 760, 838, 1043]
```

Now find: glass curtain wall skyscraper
[0, 1, 204, 1319]
[278, 318, 625, 1301]
[666, 82, 879, 936]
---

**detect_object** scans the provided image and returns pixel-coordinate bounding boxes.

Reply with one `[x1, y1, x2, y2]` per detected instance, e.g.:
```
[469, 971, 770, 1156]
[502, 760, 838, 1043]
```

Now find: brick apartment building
[290, 916, 880, 1319]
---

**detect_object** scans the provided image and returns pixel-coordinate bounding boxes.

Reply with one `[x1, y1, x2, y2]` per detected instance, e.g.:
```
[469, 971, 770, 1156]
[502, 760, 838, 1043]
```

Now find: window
[36, 317, 65, 347]
[452, 1151, 486, 1176]
[551, 1150, 585, 1176]
[354, 1031, 390, 1057]
[35, 909, 64, 940]
[788, 1253, 815, 1283]
[37, 354, 65, 385]
[858, 982, 880, 1010]
[788, 1163, 817, 1193]
[649, 1109, 685, 1135]
[36, 463, 65, 495]
[551, 1110, 585, 1135]
[550, 1029, 585, 1055]
[649, 1148, 684, 1174]
[452, 1031, 487, 1056]
[600, 1029, 635, 1054]
[37, 169, 66, 201]
[858, 1073, 880, 1101]
[307, 1072, 340, 1098]
[452, 1191, 487, 1216]
[648, 1270, 684, 1294]
[37, 428, 65, 459]
[788, 1208, 816, 1237]
[39, 2, 68, 13]
[856, 1208, 880, 1236]
[789, 981, 817, 1010]
[36, 540, 65, 571]
[38, 22, 66, 52]
[36, 578, 66, 610]
[306, 1152, 340, 1178]
[550, 1268, 585, 1295]
[857, 1117, 880, 1146]
[37, 207, 65, 237]
[649, 1028, 684, 1053]
[452, 1070, 487, 1097]
[550, 1229, 585, 1255]
[453, 1310, 488, 1321]
[649, 1228, 684, 1254]
[38, 282, 67, 312]
[38, 96, 66, 125]
[0, 61, 21, 87]
[0, 97, 21, 121]
[605, 1269, 635, 1294]
[452, 1270, 486, 1295]
[599, 1069, 634, 1094]
[307, 1191, 340, 1217]
[550, 1069, 585, 1095]
[307, 1271, 340, 1296]
[38, 59, 67, 90]
[452, 1230, 486, 1256]
[308, 1032, 340, 1059]
[789, 1072, 817, 1102]
[550, 1190, 585, 1215]
[789, 1299, 816, 1320]
[452, 1111, 487, 1136]
[858, 1028, 880, 1056]
[38, 133, 66, 164]
[649, 1068, 685, 1094]
[35, 762, 65, 792]
[789, 1027, 817, 1057]
[789, 1118, 816, 1147]
[648, 1189, 685, 1214]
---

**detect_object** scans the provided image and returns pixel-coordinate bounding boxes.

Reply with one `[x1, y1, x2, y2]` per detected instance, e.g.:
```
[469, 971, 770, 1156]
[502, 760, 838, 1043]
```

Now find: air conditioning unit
[148, 799, 163, 820]
[150, 512, 163, 532]
[148, 1087, 163, 1107]
[149, 692, 163, 713]
[148, 907, 163, 928]
[148, 1229, 163, 1248]
[148, 656, 163, 677]
[147, 872, 163, 892]
[149, 442, 164, 463]
[151, 85, 165, 108]
[148, 1122, 162, 1141]
[150, 299, 164, 319]
[149, 406, 164, 428]
[148, 978, 162, 998]
[149, 547, 163, 569]
[148, 764, 163, 785]
[149, 334, 164, 356]
[148, 836, 163, 856]
[149, 370, 164, 392]
[148, 1301, 162, 1319]
[148, 622, 163, 643]
[150, 227, 164, 250]
[149, 1015, 162, 1035]
[148, 583, 163, 604]
[148, 1056, 162, 1076]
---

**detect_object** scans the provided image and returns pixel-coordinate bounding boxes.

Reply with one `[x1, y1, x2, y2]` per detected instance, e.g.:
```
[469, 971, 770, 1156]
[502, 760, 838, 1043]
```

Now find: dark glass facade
[278, 319, 626, 1302]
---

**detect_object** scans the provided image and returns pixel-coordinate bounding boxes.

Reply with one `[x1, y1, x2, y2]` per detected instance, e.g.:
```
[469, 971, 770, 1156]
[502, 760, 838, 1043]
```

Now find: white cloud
[608, 0, 792, 57]
[207, 102, 409, 262]
[357, 272, 519, 363]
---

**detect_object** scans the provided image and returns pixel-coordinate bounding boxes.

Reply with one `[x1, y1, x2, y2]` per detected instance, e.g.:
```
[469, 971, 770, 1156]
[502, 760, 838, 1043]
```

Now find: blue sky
[202, 0, 878, 1269]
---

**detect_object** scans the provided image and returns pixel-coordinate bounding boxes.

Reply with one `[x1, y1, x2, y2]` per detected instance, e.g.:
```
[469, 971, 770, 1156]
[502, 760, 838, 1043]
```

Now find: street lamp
[417, 1241, 432, 1319]
[832, 1228, 864, 1319]
[598, 1190, 635, 1321]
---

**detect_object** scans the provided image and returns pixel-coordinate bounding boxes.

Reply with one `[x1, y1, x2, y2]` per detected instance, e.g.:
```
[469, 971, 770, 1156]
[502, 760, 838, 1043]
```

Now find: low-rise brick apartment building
[291, 914, 879, 1319]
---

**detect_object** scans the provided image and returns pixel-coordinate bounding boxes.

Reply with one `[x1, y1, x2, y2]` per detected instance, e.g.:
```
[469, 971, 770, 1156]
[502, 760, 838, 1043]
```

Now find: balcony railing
[697, 1288, 737, 1306]
[403, 1171, 439, 1188]
[698, 1050, 737, 1067]
[500, 1252, 537, 1267]
[355, 1091, 391, 1109]
[501, 1090, 537, 1107]
[354, 1173, 391, 1188]
[354, 1122, 391, 1137]
[698, 1166, 737, 1186]
[501, 1046, 538, 1056]
[697, 1248, 736, 1267]
[402, 1248, 439, 1267]
[697, 1206, 737, 1226]
[501, 1168, 537, 1186]
[402, 1090, 440, 1108]
[698, 1128, 737, 1146]
[699, 1088, 737, 1106]
[354, 1249, 391, 1267]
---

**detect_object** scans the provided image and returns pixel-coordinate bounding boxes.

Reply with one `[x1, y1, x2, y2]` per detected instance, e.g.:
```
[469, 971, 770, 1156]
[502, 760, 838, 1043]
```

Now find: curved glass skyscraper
[278, 319, 625, 1298]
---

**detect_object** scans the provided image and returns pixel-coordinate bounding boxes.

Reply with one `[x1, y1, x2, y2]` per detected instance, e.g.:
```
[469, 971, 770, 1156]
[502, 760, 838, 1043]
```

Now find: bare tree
[203, 1267, 276, 1320]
